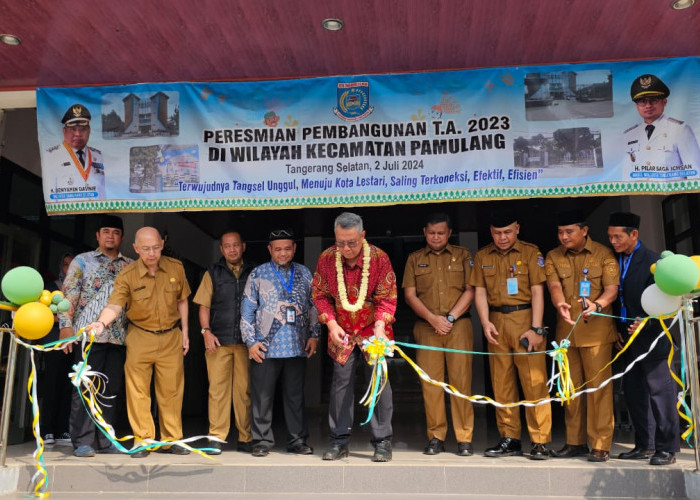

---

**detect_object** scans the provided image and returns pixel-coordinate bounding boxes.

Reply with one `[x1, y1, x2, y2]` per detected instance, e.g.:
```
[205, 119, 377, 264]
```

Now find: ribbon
[359, 336, 394, 425]
[547, 339, 574, 404]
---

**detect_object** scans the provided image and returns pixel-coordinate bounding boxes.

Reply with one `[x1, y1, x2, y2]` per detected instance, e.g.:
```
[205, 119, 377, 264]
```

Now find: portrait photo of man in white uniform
[44, 103, 106, 201]
[623, 74, 700, 181]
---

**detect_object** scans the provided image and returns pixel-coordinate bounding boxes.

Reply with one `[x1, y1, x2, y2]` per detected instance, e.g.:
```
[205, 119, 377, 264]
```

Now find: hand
[373, 321, 387, 340]
[429, 314, 452, 336]
[305, 337, 319, 358]
[59, 326, 76, 354]
[627, 318, 642, 334]
[203, 331, 221, 353]
[615, 332, 625, 350]
[556, 302, 574, 325]
[519, 329, 543, 352]
[327, 321, 347, 347]
[579, 298, 596, 320]
[483, 322, 500, 345]
[249, 342, 267, 363]
[182, 332, 190, 356]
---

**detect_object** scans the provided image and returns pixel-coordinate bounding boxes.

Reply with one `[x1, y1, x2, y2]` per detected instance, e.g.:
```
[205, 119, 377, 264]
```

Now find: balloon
[57, 299, 70, 313]
[13, 302, 54, 340]
[51, 291, 64, 304]
[690, 256, 700, 290]
[650, 263, 656, 275]
[39, 291, 52, 306]
[654, 252, 700, 296]
[641, 284, 682, 316]
[49, 304, 58, 314]
[1, 267, 44, 305]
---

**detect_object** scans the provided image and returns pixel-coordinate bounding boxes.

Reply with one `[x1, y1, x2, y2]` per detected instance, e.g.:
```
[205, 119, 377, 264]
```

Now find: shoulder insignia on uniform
[623, 124, 639, 134]
[47, 144, 60, 152]
[668, 117, 684, 125]
[537, 255, 545, 267]
[88, 146, 102, 154]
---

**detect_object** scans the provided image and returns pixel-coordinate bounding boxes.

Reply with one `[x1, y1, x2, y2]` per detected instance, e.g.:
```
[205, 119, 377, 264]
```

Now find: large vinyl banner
[37, 57, 700, 214]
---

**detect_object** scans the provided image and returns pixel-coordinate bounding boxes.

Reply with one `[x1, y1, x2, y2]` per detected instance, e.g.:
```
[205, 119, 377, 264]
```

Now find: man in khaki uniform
[193, 231, 255, 455]
[470, 210, 552, 460]
[545, 210, 619, 463]
[89, 227, 191, 458]
[403, 213, 475, 456]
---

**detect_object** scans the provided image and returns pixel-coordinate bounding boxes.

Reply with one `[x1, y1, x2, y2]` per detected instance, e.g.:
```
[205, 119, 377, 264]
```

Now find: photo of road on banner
[129, 144, 199, 193]
[525, 70, 613, 122]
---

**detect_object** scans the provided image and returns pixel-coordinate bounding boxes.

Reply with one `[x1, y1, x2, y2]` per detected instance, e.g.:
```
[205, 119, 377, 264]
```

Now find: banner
[37, 57, 700, 214]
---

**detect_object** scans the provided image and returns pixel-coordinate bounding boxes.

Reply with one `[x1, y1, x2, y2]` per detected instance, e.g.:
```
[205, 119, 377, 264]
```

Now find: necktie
[645, 125, 654, 139]
[77, 149, 85, 167]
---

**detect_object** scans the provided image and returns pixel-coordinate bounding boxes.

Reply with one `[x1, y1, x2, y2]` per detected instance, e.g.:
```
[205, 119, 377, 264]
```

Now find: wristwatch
[446, 314, 456, 324]
[593, 301, 603, 313]
[531, 326, 547, 336]
[201, 327, 211, 335]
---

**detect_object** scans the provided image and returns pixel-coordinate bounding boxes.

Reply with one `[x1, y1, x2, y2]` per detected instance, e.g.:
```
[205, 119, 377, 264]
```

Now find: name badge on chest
[506, 264, 518, 295]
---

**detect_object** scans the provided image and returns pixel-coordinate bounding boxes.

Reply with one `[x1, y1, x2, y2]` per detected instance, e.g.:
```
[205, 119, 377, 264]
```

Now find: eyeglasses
[65, 125, 90, 133]
[270, 229, 293, 238]
[138, 245, 162, 254]
[335, 240, 359, 248]
[635, 97, 663, 106]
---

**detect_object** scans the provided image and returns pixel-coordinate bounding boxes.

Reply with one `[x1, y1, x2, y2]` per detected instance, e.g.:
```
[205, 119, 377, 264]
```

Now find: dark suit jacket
[614, 242, 672, 361]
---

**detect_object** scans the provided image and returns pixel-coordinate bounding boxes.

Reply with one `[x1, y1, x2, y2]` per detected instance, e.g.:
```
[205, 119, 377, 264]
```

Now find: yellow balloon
[13, 302, 54, 340]
[650, 263, 656, 275]
[691, 256, 700, 289]
[39, 292, 52, 306]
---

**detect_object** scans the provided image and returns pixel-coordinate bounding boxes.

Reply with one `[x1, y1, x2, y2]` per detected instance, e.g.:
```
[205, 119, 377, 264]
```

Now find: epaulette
[668, 117, 684, 125]
[88, 146, 102, 154]
[623, 124, 639, 134]
[47, 144, 60, 152]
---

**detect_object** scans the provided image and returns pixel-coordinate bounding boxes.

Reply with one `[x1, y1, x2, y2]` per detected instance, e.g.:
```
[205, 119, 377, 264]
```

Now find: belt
[489, 304, 531, 314]
[129, 320, 180, 335]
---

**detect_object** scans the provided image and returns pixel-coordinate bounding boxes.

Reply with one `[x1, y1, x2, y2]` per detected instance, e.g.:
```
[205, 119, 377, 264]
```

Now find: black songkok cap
[269, 228, 294, 242]
[61, 103, 92, 126]
[608, 212, 640, 229]
[490, 209, 518, 228]
[630, 74, 670, 101]
[556, 209, 585, 227]
[98, 215, 123, 232]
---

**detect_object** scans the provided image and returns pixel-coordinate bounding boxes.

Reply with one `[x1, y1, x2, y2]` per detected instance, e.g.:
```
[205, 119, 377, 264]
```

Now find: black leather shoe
[650, 451, 676, 465]
[252, 444, 270, 457]
[205, 441, 222, 456]
[588, 449, 610, 462]
[237, 441, 252, 453]
[322, 444, 349, 460]
[372, 440, 392, 462]
[131, 449, 150, 459]
[484, 437, 522, 457]
[530, 443, 550, 460]
[551, 443, 589, 458]
[618, 447, 654, 460]
[287, 442, 314, 455]
[423, 438, 445, 455]
[456, 441, 473, 457]
[161, 445, 190, 455]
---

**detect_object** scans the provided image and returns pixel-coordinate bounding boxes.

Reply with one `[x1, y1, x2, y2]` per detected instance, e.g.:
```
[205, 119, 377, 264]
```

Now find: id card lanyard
[270, 262, 297, 324]
[618, 241, 641, 323]
[579, 268, 591, 309]
[506, 262, 520, 295]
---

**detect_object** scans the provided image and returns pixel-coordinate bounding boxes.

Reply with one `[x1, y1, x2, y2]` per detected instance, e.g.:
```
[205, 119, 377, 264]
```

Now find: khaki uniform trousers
[414, 318, 473, 442]
[488, 310, 551, 443]
[564, 343, 614, 451]
[124, 328, 184, 443]
[205, 344, 252, 442]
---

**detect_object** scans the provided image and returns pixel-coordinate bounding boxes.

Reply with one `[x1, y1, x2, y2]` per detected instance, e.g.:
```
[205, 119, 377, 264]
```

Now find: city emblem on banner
[333, 81, 373, 121]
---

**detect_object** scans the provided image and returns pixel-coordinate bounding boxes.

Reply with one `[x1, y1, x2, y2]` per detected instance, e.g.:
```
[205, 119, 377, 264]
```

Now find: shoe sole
[372, 456, 392, 462]
[423, 449, 444, 455]
[322, 451, 349, 460]
[529, 454, 550, 461]
[484, 450, 523, 457]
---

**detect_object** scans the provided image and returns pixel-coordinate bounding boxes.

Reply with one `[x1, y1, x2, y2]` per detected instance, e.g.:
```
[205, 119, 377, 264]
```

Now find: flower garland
[336, 240, 371, 312]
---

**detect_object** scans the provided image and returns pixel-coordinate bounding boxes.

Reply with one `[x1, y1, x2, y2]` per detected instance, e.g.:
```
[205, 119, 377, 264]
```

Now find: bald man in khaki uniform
[89, 227, 191, 458]
[545, 210, 619, 463]
[470, 210, 552, 460]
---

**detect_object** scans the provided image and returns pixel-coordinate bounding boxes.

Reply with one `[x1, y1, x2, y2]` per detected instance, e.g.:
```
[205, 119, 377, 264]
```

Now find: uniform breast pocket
[482, 267, 497, 287]
[447, 263, 465, 287]
[586, 266, 603, 294]
[514, 265, 529, 287]
[414, 266, 434, 288]
[132, 286, 153, 303]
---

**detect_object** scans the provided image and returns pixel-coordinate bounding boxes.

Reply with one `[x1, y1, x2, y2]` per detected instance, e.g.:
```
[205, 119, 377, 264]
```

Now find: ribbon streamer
[359, 336, 394, 425]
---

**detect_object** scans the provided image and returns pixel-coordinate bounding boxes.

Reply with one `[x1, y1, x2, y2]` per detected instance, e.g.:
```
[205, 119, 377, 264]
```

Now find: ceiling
[1, 0, 700, 93]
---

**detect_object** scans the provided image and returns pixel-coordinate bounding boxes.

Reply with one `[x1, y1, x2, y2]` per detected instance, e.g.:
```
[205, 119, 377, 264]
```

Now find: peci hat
[490, 209, 518, 228]
[269, 228, 294, 243]
[608, 212, 640, 229]
[556, 209, 586, 227]
[630, 74, 670, 101]
[98, 215, 124, 232]
[61, 104, 92, 126]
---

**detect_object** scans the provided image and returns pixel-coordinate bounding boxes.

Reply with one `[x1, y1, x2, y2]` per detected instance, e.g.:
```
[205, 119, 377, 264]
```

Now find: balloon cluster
[0, 266, 70, 340]
[641, 251, 700, 316]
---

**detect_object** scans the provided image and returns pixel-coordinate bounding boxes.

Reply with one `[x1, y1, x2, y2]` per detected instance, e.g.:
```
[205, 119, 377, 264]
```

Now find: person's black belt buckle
[490, 304, 532, 314]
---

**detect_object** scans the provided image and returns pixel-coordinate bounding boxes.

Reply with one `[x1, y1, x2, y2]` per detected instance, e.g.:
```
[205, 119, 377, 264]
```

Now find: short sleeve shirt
[469, 240, 545, 306]
[402, 244, 472, 316]
[109, 256, 191, 331]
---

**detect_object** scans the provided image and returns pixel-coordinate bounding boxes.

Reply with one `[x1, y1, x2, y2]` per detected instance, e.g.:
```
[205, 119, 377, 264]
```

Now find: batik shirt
[58, 249, 132, 345]
[240, 261, 320, 358]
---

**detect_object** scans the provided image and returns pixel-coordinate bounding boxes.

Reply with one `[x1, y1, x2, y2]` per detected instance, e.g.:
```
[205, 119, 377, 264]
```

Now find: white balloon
[641, 284, 682, 316]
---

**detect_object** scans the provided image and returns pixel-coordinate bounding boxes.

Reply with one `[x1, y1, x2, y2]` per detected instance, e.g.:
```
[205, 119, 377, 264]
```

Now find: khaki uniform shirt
[109, 256, 191, 331]
[545, 237, 619, 347]
[469, 239, 545, 306]
[402, 244, 473, 315]
[192, 261, 244, 307]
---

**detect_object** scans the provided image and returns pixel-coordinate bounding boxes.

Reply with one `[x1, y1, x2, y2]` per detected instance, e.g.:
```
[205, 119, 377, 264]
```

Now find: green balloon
[654, 253, 700, 296]
[1, 267, 43, 305]
[57, 299, 71, 312]
[49, 304, 58, 314]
